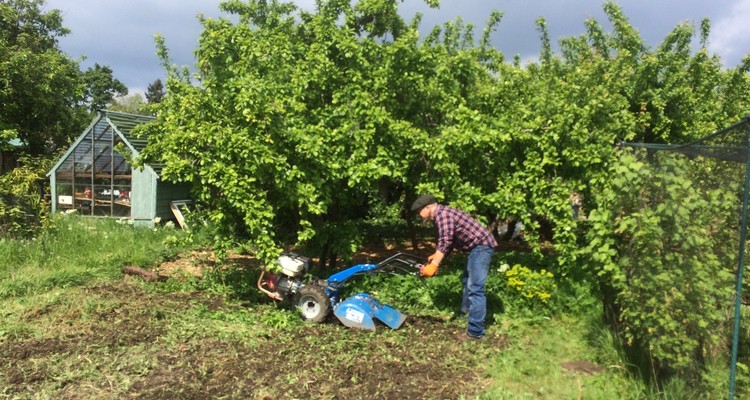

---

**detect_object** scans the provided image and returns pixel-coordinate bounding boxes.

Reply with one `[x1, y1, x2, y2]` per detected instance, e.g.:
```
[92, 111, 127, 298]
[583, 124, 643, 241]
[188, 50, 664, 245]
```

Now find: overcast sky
[44, 0, 750, 94]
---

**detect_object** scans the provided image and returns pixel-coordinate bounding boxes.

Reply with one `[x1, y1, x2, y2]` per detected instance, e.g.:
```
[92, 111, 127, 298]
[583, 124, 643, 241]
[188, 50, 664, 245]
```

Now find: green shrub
[0, 156, 51, 239]
[585, 150, 736, 380]
[503, 264, 556, 304]
[486, 262, 557, 318]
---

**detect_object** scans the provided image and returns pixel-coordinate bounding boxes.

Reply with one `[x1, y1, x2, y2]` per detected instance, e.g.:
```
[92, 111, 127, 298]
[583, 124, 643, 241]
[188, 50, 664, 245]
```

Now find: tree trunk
[319, 241, 329, 269]
[405, 211, 418, 250]
[328, 252, 338, 269]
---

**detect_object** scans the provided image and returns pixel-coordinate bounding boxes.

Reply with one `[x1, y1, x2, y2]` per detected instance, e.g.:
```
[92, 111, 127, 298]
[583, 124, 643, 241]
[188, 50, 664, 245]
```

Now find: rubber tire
[295, 285, 331, 323]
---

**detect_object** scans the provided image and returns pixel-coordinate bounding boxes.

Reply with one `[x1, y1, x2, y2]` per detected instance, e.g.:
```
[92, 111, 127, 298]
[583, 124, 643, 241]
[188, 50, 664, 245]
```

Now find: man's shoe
[456, 331, 483, 341]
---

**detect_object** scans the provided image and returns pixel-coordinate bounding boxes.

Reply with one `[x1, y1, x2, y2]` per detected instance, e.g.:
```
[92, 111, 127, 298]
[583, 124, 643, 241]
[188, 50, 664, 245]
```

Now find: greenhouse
[47, 110, 190, 226]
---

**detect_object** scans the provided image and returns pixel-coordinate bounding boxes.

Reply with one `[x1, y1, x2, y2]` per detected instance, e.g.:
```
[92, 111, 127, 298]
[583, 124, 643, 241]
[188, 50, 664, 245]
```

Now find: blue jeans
[461, 245, 494, 338]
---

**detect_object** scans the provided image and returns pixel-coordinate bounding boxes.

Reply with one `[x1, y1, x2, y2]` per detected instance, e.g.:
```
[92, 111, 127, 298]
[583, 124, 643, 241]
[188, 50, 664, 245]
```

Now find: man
[411, 194, 497, 340]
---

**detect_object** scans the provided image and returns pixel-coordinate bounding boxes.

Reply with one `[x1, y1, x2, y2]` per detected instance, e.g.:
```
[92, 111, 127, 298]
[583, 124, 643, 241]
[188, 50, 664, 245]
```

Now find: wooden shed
[47, 110, 190, 226]
[1, 137, 23, 174]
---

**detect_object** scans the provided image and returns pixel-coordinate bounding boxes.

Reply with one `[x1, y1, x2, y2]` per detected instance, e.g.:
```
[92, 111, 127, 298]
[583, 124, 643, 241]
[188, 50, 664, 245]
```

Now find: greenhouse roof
[46, 110, 160, 178]
[103, 110, 155, 154]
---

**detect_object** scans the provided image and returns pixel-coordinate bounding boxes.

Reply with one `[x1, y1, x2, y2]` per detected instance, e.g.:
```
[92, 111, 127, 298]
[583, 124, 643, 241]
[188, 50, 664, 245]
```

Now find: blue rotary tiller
[258, 252, 424, 331]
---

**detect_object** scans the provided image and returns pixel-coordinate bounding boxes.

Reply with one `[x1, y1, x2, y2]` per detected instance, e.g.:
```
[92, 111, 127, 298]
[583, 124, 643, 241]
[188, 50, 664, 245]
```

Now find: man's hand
[420, 262, 438, 277]
[428, 251, 445, 267]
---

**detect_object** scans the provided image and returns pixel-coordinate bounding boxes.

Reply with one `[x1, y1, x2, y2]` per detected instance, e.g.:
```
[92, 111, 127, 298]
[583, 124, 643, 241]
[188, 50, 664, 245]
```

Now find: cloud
[709, 0, 750, 65]
[47, 0, 226, 92]
[43, 0, 748, 93]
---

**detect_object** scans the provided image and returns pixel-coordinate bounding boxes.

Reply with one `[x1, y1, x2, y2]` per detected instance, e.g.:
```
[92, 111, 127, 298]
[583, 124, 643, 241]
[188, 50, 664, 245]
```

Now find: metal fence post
[729, 120, 750, 399]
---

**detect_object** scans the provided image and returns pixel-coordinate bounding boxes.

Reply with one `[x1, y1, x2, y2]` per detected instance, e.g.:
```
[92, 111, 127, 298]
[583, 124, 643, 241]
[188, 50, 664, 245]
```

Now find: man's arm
[429, 250, 446, 266]
[435, 208, 455, 256]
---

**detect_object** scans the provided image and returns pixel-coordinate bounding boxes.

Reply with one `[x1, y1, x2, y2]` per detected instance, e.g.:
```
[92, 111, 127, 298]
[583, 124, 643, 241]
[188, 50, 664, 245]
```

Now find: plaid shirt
[434, 205, 497, 254]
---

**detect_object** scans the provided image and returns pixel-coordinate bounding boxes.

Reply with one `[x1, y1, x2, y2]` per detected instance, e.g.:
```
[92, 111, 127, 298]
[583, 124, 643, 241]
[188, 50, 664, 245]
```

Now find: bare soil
[1, 248, 513, 399]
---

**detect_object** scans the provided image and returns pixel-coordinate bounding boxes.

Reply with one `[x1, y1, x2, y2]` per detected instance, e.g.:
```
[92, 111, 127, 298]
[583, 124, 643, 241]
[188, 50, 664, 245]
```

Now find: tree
[0, 0, 87, 155]
[82, 63, 128, 112]
[145, 79, 165, 104]
[129, 0, 750, 390]
[138, 0, 456, 265]
[109, 93, 149, 115]
[138, 0, 750, 268]
[0, 0, 129, 155]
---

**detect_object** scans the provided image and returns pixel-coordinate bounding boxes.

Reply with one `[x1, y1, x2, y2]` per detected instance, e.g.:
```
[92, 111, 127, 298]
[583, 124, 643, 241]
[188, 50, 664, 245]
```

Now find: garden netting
[621, 116, 750, 398]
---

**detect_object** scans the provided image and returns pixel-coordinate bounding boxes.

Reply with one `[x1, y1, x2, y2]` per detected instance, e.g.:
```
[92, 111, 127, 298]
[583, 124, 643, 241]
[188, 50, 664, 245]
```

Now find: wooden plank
[74, 196, 131, 207]
[170, 200, 192, 229]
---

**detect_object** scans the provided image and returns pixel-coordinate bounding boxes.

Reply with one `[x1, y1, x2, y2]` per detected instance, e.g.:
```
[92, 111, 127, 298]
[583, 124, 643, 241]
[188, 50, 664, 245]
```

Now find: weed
[260, 307, 303, 329]
[0, 215, 194, 299]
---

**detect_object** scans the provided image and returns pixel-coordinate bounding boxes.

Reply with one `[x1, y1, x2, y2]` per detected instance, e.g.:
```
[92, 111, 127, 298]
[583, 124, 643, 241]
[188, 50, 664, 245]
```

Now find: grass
[0, 215, 744, 399]
[482, 316, 635, 399]
[0, 215, 185, 299]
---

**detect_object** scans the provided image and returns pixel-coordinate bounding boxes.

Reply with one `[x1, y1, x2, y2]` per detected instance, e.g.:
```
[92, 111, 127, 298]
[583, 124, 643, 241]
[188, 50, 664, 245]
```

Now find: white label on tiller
[345, 308, 365, 324]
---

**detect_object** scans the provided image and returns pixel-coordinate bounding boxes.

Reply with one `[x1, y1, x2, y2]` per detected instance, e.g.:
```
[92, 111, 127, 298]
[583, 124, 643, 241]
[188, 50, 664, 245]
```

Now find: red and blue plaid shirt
[434, 205, 497, 254]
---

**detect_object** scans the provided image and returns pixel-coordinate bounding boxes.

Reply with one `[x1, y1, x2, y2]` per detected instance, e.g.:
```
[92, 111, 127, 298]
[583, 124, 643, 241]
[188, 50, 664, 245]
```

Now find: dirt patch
[1, 245, 514, 399]
[4, 368, 46, 386]
[0, 337, 71, 360]
[156, 249, 216, 278]
[154, 244, 431, 281]
[562, 360, 606, 375]
[125, 318, 508, 400]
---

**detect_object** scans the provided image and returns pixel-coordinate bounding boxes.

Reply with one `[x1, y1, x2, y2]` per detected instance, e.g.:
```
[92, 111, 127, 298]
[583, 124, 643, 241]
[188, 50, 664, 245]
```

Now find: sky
[44, 0, 750, 95]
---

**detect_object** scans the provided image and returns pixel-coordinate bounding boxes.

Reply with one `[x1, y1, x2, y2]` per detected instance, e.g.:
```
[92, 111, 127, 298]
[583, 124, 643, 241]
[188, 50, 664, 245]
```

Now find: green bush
[501, 264, 555, 305]
[585, 150, 736, 380]
[0, 156, 51, 239]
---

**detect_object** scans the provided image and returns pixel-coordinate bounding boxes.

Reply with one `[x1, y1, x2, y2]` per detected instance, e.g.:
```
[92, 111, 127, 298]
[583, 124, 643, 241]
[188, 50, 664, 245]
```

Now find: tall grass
[0, 215, 187, 299]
